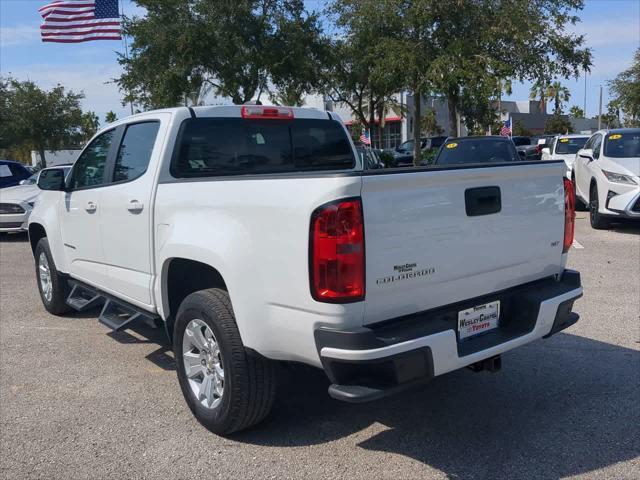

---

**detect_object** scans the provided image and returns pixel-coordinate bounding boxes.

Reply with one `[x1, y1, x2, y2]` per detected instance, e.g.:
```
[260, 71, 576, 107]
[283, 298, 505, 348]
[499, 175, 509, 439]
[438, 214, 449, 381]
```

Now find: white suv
[574, 129, 640, 229]
[541, 134, 589, 178]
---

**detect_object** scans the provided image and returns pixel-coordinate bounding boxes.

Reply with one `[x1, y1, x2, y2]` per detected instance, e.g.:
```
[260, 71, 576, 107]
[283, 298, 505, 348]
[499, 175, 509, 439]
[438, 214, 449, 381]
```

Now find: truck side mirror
[578, 148, 594, 161]
[37, 168, 67, 191]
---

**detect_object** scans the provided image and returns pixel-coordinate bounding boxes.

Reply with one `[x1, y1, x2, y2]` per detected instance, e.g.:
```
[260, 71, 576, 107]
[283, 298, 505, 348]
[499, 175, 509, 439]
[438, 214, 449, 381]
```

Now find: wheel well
[165, 258, 227, 335]
[28, 223, 46, 255]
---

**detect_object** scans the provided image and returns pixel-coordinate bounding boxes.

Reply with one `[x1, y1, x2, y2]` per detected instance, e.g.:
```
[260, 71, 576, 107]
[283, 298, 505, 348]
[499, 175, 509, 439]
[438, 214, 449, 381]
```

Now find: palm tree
[547, 81, 571, 115]
[529, 80, 548, 114]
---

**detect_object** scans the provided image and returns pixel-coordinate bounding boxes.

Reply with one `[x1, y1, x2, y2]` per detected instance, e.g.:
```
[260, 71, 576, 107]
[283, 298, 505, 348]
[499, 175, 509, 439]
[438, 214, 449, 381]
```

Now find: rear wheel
[34, 238, 70, 315]
[589, 183, 610, 230]
[174, 288, 277, 435]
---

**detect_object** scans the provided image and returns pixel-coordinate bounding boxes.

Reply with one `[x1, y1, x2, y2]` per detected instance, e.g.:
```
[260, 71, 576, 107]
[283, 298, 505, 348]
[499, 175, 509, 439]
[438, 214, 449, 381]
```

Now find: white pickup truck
[29, 105, 583, 434]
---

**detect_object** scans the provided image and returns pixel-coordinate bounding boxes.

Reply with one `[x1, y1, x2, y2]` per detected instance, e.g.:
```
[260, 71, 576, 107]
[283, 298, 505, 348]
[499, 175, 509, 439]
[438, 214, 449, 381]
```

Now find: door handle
[127, 200, 144, 214]
[85, 201, 97, 213]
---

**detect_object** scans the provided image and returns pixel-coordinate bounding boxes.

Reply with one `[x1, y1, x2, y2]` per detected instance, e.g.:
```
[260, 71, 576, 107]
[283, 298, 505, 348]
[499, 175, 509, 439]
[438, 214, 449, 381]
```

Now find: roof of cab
[119, 105, 333, 122]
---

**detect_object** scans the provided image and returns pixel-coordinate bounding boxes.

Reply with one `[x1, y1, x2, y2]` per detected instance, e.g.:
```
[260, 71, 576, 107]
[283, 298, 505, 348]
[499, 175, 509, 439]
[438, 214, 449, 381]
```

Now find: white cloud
[0, 24, 40, 47]
[3, 63, 131, 121]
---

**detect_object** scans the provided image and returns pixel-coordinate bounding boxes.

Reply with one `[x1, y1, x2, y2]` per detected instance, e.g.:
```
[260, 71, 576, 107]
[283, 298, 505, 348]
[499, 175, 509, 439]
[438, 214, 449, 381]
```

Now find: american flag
[39, 0, 122, 43]
[359, 129, 371, 145]
[500, 118, 512, 137]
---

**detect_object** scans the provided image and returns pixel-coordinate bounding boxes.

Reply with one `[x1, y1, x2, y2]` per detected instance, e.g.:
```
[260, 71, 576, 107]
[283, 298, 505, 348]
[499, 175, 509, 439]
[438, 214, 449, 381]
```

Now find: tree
[547, 81, 571, 115]
[420, 109, 443, 136]
[0, 77, 85, 167]
[569, 106, 585, 118]
[79, 111, 100, 143]
[600, 103, 621, 129]
[513, 120, 532, 137]
[323, 2, 404, 149]
[608, 48, 640, 127]
[544, 115, 573, 134]
[105, 111, 118, 123]
[530, 80, 549, 113]
[119, 0, 326, 108]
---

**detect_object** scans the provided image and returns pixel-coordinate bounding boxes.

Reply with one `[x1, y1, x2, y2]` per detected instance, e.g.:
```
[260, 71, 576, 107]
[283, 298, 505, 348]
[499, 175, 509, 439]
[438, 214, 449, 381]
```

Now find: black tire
[174, 288, 277, 435]
[589, 183, 610, 230]
[34, 237, 70, 315]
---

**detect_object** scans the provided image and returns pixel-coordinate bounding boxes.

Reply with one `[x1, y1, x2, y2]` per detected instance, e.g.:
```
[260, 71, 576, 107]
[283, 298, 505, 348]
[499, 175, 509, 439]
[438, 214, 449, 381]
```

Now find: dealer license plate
[457, 301, 500, 340]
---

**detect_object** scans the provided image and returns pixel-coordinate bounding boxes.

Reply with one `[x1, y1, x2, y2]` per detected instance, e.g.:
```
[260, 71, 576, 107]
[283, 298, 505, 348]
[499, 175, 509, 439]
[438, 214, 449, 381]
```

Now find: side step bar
[66, 282, 103, 311]
[66, 280, 159, 332]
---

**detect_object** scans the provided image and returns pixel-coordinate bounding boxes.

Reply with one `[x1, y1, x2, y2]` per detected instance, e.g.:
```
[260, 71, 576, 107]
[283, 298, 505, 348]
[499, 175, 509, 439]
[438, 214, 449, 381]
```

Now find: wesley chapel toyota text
[29, 105, 583, 434]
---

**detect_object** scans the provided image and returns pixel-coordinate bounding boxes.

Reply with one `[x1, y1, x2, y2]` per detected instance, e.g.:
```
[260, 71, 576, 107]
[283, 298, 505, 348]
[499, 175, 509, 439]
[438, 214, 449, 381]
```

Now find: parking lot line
[572, 239, 584, 249]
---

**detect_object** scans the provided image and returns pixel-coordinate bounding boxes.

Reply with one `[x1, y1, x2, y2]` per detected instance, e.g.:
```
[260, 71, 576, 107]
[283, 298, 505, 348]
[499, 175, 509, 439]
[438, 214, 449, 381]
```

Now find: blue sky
[1, 0, 638, 124]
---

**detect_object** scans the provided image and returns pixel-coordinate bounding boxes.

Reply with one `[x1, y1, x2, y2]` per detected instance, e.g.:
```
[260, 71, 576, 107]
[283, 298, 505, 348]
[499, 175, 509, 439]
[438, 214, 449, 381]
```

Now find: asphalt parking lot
[1, 213, 638, 480]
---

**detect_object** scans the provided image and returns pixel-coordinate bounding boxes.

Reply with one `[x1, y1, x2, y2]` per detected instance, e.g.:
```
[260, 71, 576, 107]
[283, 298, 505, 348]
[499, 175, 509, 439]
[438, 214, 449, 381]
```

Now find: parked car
[0, 160, 32, 189]
[432, 136, 521, 165]
[393, 135, 447, 165]
[541, 134, 590, 178]
[574, 128, 640, 229]
[29, 105, 582, 434]
[511, 136, 536, 160]
[0, 165, 72, 233]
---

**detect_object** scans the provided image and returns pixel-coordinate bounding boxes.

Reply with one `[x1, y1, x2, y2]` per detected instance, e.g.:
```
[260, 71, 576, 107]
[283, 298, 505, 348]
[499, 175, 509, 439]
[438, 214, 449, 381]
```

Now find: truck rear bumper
[315, 270, 582, 402]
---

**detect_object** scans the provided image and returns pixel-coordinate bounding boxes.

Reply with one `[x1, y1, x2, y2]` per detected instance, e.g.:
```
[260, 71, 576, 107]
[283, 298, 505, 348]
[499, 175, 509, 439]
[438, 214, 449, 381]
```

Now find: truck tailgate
[361, 162, 566, 325]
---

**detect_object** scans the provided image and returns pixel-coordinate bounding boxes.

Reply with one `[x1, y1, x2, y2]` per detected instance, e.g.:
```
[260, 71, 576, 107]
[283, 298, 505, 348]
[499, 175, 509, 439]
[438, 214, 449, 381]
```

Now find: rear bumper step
[317, 270, 582, 403]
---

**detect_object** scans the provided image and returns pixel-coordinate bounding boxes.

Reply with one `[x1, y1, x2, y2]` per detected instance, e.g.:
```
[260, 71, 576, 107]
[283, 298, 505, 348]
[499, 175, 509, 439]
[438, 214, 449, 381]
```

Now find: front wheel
[589, 184, 610, 230]
[174, 288, 277, 435]
[34, 238, 70, 315]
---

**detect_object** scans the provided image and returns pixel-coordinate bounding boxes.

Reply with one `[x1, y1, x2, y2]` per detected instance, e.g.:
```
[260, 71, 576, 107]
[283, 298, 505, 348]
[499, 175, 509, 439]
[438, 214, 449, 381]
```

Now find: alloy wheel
[182, 319, 225, 409]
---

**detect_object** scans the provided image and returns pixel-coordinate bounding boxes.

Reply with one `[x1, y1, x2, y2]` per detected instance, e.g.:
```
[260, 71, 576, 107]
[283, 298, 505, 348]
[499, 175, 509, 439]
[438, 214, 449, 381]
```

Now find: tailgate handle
[465, 186, 501, 216]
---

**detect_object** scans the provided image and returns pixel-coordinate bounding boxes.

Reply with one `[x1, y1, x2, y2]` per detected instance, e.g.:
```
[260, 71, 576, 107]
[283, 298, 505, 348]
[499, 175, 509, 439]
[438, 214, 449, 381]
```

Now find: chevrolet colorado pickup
[29, 105, 583, 434]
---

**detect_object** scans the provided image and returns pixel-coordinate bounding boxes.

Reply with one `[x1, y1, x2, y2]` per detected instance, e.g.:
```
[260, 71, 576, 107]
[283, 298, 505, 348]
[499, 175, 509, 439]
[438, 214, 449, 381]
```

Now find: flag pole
[120, 0, 134, 115]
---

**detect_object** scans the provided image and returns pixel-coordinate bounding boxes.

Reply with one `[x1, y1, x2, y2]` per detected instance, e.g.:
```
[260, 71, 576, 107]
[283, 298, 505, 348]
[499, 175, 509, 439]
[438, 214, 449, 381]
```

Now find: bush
[378, 150, 396, 168]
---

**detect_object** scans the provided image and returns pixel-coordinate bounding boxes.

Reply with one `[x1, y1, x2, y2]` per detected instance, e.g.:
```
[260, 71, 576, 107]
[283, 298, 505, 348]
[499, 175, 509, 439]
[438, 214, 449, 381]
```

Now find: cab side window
[113, 122, 160, 182]
[68, 129, 116, 190]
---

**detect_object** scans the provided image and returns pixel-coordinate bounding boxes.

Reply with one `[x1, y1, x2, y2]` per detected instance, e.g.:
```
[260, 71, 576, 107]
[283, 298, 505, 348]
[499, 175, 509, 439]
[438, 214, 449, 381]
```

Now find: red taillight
[240, 105, 294, 120]
[563, 178, 575, 253]
[535, 144, 542, 154]
[310, 198, 365, 303]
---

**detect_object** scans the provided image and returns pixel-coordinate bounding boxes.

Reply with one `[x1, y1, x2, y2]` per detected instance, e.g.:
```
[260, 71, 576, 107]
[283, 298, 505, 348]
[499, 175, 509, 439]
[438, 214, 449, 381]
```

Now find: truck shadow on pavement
[235, 332, 639, 479]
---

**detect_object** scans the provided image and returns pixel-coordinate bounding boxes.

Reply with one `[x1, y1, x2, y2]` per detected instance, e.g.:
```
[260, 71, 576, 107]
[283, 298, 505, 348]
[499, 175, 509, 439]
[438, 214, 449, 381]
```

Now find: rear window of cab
[171, 118, 355, 177]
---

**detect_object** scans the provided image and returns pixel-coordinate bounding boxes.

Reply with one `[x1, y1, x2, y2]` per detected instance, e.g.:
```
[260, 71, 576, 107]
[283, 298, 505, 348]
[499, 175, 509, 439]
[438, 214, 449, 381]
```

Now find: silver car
[0, 165, 72, 233]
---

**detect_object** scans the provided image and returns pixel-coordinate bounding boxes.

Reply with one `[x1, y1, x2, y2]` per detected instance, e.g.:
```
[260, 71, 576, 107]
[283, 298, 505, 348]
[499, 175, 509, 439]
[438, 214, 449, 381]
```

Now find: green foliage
[80, 111, 100, 143]
[544, 115, 574, 134]
[105, 111, 118, 123]
[513, 121, 532, 137]
[600, 104, 621, 129]
[547, 81, 571, 115]
[569, 106, 585, 118]
[420, 110, 443, 136]
[608, 48, 640, 127]
[0, 77, 86, 167]
[378, 150, 396, 168]
[420, 148, 437, 165]
[119, 0, 326, 109]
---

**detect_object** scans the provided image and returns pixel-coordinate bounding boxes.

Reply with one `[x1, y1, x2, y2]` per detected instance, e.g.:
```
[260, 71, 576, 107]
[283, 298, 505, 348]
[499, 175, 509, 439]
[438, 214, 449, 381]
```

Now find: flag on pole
[359, 129, 371, 145]
[39, 0, 122, 43]
[500, 118, 512, 137]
